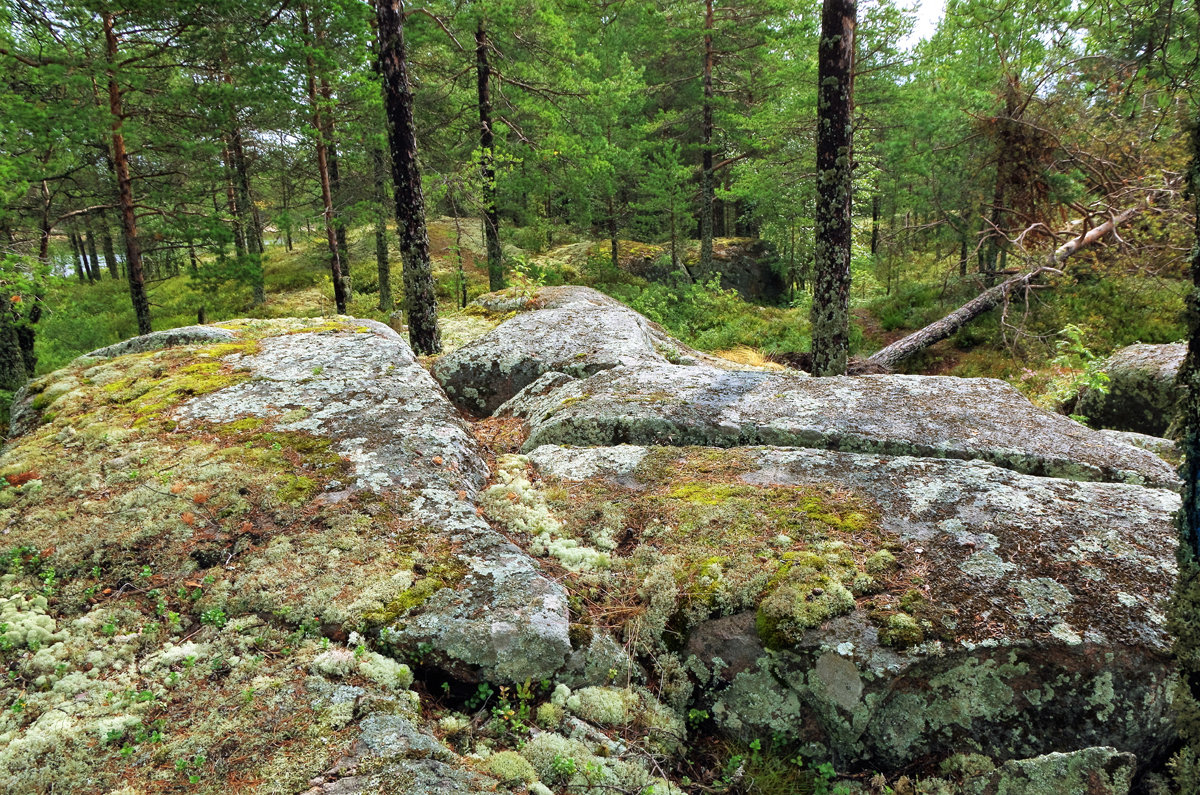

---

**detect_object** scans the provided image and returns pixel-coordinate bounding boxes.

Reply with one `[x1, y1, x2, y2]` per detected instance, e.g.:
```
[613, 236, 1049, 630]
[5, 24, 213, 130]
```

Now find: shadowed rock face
[530, 443, 1179, 772]
[432, 286, 759, 417]
[1077, 342, 1185, 437]
[504, 363, 1179, 488]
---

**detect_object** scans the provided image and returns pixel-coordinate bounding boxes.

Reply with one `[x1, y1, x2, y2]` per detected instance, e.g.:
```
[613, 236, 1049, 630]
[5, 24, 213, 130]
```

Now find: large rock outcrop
[1076, 342, 1185, 437]
[2, 295, 1183, 793]
[524, 443, 1178, 772]
[433, 286, 763, 416]
[0, 317, 582, 793]
[502, 364, 1177, 488]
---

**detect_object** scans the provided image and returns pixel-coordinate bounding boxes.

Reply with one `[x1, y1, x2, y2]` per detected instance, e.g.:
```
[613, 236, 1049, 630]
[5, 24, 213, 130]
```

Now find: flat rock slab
[1077, 342, 1185, 437]
[175, 320, 489, 494]
[5, 318, 570, 691]
[434, 286, 764, 416]
[529, 444, 1178, 771]
[509, 364, 1178, 488]
[78, 324, 238, 361]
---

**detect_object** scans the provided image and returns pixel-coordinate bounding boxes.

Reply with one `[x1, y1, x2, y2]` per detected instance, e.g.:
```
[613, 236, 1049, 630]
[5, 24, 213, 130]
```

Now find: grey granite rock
[530, 444, 1178, 772]
[79, 324, 238, 361]
[1077, 342, 1185, 437]
[509, 365, 1179, 488]
[434, 286, 759, 416]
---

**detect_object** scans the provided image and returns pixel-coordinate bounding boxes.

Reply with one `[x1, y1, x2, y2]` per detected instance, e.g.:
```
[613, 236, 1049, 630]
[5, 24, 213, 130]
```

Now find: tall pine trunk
[301, 4, 348, 315]
[373, 147, 393, 313]
[105, 12, 152, 337]
[608, 196, 619, 273]
[376, 0, 441, 355]
[869, 194, 880, 256]
[319, 73, 351, 283]
[98, 209, 119, 279]
[70, 232, 87, 283]
[222, 144, 247, 257]
[84, 214, 102, 279]
[226, 101, 265, 304]
[477, 21, 503, 291]
[810, 0, 856, 376]
[1169, 112, 1200, 778]
[699, 0, 715, 273]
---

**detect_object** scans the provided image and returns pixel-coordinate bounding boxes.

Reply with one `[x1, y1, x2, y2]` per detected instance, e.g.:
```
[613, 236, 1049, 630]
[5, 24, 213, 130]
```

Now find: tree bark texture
[103, 13, 151, 334]
[319, 72, 350, 279]
[301, 4, 348, 315]
[70, 232, 86, 283]
[376, 0, 441, 355]
[810, 0, 856, 376]
[870, 194, 880, 256]
[227, 113, 265, 304]
[699, 0, 715, 274]
[373, 147, 393, 313]
[866, 205, 1142, 371]
[83, 214, 102, 279]
[477, 21, 503, 291]
[98, 210, 119, 279]
[222, 145, 247, 257]
[1169, 111, 1200, 762]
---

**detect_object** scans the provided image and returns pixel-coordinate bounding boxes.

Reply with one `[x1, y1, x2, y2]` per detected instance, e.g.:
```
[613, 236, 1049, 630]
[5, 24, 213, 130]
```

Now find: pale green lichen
[482, 455, 610, 571]
[480, 750, 538, 785]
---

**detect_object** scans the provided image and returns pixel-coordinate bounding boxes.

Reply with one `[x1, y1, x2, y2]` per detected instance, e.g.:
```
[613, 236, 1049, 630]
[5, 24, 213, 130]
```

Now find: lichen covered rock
[433, 285, 766, 416]
[0, 318, 571, 792]
[1077, 342, 1185, 437]
[525, 444, 1178, 772]
[506, 364, 1178, 487]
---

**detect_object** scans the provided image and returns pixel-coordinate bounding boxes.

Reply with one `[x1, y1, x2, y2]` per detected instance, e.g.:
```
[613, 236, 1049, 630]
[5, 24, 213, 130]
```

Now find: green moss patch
[513, 447, 924, 652]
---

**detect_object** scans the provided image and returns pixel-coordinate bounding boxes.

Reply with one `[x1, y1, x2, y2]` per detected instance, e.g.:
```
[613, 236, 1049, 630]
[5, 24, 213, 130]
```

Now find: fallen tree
[866, 205, 1143, 371]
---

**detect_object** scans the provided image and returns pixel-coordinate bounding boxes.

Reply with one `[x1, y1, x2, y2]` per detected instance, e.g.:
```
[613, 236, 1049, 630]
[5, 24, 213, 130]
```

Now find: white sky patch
[903, 0, 947, 47]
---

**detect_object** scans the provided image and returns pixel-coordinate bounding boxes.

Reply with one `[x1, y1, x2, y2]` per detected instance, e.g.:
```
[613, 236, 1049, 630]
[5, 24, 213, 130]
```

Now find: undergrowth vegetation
[30, 219, 1188, 422]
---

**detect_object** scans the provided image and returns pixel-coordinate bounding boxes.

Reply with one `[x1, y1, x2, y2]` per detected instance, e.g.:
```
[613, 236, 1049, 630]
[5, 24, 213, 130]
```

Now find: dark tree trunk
[870, 194, 880, 256]
[376, 0, 441, 355]
[301, 4, 348, 315]
[670, 207, 679, 271]
[222, 145, 247, 257]
[810, 0, 856, 377]
[0, 311, 27, 392]
[14, 314, 36, 379]
[228, 117, 265, 304]
[98, 209, 119, 279]
[450, 189, 468, 309]
[83, 214, 102, 279]
[477, 21, 503, 291]
[1170, 111, 1200, 764]
[280, 141, 294, 251]
[320, 74, 351, 283]
[699, 0, 715, 273]
[70, 232, 87, 283]
[982, 86, 1018, 287]
[373, 147, 393, 313]
[608, 196, 619, 273]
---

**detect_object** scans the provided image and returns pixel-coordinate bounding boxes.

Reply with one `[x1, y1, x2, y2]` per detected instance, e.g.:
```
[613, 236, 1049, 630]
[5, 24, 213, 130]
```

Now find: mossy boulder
[0, 318, 576, 793]
[1076, 342, 1185, 437]
[525, 444, 1178, 774]
[433, 285, 772, 416]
